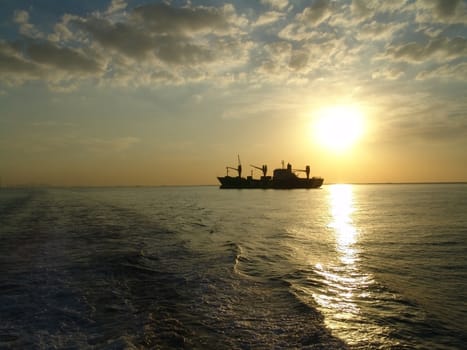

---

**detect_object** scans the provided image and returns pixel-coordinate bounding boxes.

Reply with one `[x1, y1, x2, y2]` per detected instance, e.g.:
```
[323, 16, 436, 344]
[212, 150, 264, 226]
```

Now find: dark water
[0, 184, 466, 349]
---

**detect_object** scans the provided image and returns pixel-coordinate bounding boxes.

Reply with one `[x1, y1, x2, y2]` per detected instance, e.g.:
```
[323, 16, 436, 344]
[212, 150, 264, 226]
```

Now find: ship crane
[226, 155, 242, 177]
[293, 165, 311, 179]
[250, 164, 268, 177]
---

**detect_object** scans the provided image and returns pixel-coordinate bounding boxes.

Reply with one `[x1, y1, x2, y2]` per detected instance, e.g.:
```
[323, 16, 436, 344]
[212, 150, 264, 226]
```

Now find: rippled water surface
[0, 184, 466, 349]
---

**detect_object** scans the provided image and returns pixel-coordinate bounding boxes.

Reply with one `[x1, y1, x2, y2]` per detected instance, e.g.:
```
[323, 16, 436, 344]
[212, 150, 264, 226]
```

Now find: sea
[0, 184, 466, 349]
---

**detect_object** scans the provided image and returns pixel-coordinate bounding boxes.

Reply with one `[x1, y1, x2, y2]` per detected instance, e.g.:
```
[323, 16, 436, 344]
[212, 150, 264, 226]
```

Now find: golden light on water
[323, 184, 360, 302]
[285, 185, 395, 346]
[329, 184, 357, 264]
[311, 184, 374, 344]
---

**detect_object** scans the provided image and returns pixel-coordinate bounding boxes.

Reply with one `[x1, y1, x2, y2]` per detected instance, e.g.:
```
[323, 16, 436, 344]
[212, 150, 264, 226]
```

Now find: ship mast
[226, 154, 242, 177]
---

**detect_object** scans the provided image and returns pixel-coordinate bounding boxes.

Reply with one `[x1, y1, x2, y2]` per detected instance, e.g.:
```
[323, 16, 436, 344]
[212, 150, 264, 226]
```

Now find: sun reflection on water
[329, 184, 357, 264]
[285, 185, 399, 347]
[311, 184, 373, 345]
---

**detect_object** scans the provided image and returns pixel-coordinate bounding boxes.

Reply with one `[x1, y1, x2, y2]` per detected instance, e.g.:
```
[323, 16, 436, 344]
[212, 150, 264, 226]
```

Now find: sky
[0, 0, 466, 186]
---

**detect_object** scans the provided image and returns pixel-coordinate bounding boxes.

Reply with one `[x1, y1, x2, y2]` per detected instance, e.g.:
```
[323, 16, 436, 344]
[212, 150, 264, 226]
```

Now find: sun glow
[312, 105, 365, 152]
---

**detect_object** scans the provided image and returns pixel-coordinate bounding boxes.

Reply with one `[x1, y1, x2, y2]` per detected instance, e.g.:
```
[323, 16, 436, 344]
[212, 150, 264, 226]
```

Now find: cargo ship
[217, 157, 323, 189]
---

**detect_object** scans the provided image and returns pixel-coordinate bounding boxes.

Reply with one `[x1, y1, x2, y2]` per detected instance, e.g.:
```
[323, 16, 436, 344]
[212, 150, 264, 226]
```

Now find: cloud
[13, 10, 42, 38]
[288, 49, 309, 71]
[416, 0, 467, 24]
[298, 0, 334, 26]
[423, 0, 464, 20]
[107, 0, 127, 15]
[74, 17, 155, 59]
[254, 31, 352, 84]
[255, 40, 291, 76]
[356, 21, 407, 41]
[2, 132, 141, 156]
[374, 95, 467, 144]
[351, 0, 375, 21]
[131, 3, 230, 35]
[385, 36, 467, 63]
[350, 0, 408, 22]
[0, 2, 254, 90]
[0, 35, 104, 89]
[400, 119, 467, 142]
[73, 3, 248, 67]
[1, 0, 465, 93]
[416, 62, 467, 80]
[278, 4, 341, 42]
[26, 41, 104, 73]
[431, 0, 462, 17]
[31, 120, 76, 128]
[48, 14, 78, 43]
[260, 0, 289, 11]
[80, 136, 140, 153]
[221, 93, 301, 120]
[254, 11, 284, 27]
[378, 0, 409, 13]
[278, 23, 312, 41]
[256, 41, 313, 79]
[0, 41, 42, 83]
[13, 10, 29, 26]
[372, 67, 405, 80]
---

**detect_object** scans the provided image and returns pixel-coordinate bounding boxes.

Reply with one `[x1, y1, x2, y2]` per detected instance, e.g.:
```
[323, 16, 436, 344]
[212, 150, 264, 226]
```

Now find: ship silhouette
[218, 156, 323, 189]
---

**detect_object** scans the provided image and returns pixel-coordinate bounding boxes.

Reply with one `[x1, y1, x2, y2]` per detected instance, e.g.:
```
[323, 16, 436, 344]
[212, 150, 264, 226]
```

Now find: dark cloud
[131, 3, 229, 34]
[75, 17, 154, 59]
[417, 0, 466, 24]
[0, 38, 102, 87]
[73, 3, 234, 66]
[154, 36, 215, 65]
[0, 40, 104, 91]
[26, 41, 103, 73]
[432, 0, 461, 18]
[75, 16, 215, 65]
[299, 0, 333, 26]
[288, 50, 308, 70]
[0, 42, 39, 75]
[351, 0, 374, 21]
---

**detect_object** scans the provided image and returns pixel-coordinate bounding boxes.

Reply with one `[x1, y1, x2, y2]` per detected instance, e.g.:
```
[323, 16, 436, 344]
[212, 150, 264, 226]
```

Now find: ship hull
[217, 176, 323, 189]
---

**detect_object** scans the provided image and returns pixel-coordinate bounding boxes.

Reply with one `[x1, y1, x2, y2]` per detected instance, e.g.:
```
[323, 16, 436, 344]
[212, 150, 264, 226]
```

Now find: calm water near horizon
[0, 184, 466, 349]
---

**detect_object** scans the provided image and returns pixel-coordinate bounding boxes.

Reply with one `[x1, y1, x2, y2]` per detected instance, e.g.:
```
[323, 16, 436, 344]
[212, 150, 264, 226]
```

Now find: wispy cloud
[254, 11, 284, 27]
[260, 0, 289, 11]
[416, 61, 467, 80]
[79, 136, 140, 153]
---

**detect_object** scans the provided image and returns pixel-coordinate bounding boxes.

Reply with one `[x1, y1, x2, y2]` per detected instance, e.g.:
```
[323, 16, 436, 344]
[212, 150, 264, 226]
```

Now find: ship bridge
[273, 163, 297, 180]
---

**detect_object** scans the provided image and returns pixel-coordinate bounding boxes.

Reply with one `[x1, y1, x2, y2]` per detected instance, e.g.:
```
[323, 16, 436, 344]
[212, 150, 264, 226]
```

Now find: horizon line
[2, 181, 467, 189]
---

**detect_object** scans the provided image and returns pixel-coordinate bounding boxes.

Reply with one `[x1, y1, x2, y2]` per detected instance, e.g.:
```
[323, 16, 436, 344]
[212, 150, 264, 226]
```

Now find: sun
[312, 105, 365, 152]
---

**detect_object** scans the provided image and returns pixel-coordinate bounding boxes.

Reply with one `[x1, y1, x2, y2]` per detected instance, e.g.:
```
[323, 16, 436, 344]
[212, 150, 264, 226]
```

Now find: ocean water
[0, 184, 466, 349]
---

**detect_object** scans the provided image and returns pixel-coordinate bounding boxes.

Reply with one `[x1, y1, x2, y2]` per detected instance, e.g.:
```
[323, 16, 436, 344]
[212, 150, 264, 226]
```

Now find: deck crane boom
[226, 155, 242, 177]
[293, 165, 311, 179]
[250, 164, 268, 177]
